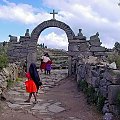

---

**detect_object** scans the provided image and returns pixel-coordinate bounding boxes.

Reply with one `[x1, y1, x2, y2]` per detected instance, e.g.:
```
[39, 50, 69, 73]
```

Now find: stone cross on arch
[50, 9, 58, 19]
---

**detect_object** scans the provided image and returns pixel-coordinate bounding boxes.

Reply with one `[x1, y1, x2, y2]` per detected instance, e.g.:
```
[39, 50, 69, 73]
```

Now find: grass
[7, 77, 23, 88]
[7, 79, 14, 88]
[16, 77, 23, 82]
[107, 54, 120, 70]
[78, 80, 105, 112]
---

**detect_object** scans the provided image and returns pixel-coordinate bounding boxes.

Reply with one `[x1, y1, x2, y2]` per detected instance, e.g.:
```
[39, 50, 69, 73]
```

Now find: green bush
[96, 94, 105, 112]
[78, 80, 88, 92]
[77, 80, 105, 112]
[107, 54, 116, 63]
[16, 77, 23, 82]
[116, 91, 120, 115]
[115, 55, 120, 69]
[0, 54, 8, 70]
[7, 79, 14, 88]
[0, 46, 8, 70]
[107, 54, 120, 69]
[116, 92, 120, 105]
[86, 86, 98, 105]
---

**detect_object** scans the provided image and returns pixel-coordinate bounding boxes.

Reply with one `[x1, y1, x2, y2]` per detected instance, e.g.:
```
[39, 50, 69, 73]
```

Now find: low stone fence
[76, 63, 120, 119]
[0, 63, 18, 100]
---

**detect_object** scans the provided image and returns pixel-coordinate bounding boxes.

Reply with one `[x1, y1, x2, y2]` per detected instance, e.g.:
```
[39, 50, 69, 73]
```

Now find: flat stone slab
[31, 103, 51, 110]
[7, 102, 32, 109]
[18, 102, 32, 105]
[54, 102, 62, 105]
[47, 104, 65, 113]
[42, 118, 52, 120]
[37, 99, 44, 102]
[69, 117, 82, 120]
[7, 102, 21, 108]
[14, 98, 25, 101]
[8, 91, 20, 95]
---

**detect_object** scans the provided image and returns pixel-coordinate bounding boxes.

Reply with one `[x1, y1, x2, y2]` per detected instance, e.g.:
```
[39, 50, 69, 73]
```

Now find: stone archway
[27, 19, 75, 75]
[31, 19, 75, 42]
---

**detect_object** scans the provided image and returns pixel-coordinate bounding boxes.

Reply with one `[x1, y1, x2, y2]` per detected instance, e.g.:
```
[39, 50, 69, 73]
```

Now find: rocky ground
[0, 69, 102, 120]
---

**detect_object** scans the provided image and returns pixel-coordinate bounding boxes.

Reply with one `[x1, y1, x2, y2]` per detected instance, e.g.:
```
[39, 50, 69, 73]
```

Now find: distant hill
[36, 47, 68, 69]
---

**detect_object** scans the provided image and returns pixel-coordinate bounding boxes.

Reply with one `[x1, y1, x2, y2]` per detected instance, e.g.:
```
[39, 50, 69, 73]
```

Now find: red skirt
[25, 80, 37, 93]
[40, 62, 46, 70]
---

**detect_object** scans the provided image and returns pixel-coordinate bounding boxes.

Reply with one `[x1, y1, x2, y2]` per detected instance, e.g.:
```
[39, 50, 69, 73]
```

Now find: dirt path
[0, 70, 102, 120]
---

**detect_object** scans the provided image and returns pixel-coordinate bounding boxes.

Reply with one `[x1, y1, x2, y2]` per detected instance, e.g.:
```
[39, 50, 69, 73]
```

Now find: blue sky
[0, 0, 120, 50]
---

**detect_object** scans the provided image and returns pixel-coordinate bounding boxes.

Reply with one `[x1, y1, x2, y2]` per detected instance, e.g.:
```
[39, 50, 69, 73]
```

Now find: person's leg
[49, 70, 50, 75]
[33, 92, 37, 102]
[25, 93, 32, 102]
[45, 69, 47, 74]
[47, 70, 49, 75]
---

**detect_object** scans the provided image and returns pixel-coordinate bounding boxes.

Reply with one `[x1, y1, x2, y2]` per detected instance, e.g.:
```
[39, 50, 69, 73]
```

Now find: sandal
[24, 100, 30, 103]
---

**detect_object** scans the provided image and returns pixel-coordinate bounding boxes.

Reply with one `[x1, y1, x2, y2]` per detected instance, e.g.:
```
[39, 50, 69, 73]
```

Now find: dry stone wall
[0, 63, 18, 100]
[76, 60, 120, 119]
[7, 31, 30, 63]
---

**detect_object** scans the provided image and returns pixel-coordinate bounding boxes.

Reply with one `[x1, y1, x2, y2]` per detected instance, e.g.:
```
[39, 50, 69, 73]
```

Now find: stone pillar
[68, 56, 72, 76]
[68, 29, 88, 76]
[27, 52, 37, 71]
[27, 38, 37, 71]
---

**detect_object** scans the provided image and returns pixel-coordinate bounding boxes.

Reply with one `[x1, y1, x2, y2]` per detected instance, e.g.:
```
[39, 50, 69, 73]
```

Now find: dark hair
[44, 53, 49, 57]
[29, 63, 40, 90]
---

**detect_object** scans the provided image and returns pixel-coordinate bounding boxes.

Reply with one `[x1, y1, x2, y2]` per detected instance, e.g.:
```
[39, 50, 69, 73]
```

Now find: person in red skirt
[25, 63, 42, 103]
[40, 53, 50, 74]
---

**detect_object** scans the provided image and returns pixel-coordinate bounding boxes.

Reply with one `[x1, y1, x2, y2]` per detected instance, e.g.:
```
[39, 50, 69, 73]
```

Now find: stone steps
[36, 47, 68, 69]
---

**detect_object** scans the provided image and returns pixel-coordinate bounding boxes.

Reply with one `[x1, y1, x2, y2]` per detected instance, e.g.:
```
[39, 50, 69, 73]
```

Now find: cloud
[0, 0, 51, 24]
[0, 0, 120, 49]
[38, 32, 68, 50]
[42, 0, 120, 48]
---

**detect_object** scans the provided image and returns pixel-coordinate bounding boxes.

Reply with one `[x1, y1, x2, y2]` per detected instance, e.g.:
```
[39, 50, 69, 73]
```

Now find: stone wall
[76, 61, 120, 119]
[7, 20, 110, 75]
[7, 30, 30, 63]
[0, 63, 18, 100]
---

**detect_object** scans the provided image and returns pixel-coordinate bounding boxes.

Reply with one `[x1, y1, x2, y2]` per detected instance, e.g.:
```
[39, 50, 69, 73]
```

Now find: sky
[0, 0, 120, 50]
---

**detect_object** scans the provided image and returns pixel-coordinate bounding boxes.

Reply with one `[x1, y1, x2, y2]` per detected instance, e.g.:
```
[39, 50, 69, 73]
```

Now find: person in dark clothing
[24, 63, 42, 103]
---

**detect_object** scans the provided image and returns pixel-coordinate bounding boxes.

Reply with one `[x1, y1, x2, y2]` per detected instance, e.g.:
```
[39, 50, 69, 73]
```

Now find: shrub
[96, 94, 105, 112]
[78, 80, 88, 92]
[107, 54, 120, 69]
[115, 55, 120, 69]
[16, 77, 23, 82]
[116, 91, 120, 115]
[116, 92, 120, 105]
[7, 79, 14, 88]
[77, 80, 105, 112]
[0, 54, 8, 70]
[86, 86, 98, 105]
[0, 46, 8, 70]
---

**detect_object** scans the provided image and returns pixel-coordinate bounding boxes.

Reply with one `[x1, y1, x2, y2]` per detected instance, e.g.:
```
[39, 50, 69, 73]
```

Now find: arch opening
[37, 27, 69, 70]
[27, 19, 75, 75]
